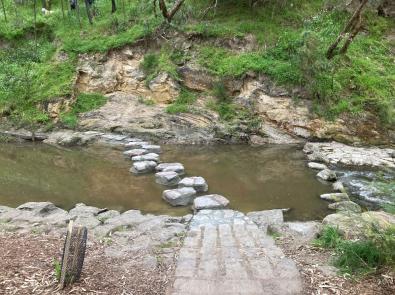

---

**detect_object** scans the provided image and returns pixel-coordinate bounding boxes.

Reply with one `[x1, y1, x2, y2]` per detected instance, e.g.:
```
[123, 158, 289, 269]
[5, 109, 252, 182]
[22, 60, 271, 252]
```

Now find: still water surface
[0, 143, 331, 220]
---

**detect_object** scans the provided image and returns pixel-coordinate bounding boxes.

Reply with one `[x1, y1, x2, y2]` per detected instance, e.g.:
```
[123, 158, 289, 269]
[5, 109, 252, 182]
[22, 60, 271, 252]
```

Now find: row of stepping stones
[307, 161, 362, 213]
[122, 139, 230, 211]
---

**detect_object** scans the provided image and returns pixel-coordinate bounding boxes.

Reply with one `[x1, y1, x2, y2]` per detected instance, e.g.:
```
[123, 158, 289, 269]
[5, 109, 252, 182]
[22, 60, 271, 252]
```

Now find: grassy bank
[0, 0, 393, 127]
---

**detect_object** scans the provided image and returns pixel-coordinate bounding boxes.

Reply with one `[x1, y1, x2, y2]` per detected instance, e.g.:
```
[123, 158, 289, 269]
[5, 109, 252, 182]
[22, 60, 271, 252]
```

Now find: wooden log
[59, 221, 88, 289]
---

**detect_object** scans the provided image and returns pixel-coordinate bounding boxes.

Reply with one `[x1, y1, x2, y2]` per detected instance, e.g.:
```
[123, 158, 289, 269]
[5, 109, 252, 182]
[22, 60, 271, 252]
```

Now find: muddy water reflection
[0, 143, 331, 220]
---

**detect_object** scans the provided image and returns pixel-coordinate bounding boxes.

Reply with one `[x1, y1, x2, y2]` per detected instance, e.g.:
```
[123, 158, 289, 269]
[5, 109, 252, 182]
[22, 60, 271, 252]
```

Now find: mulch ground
[277, 236, 395, 295]
[0, 232, 175, 295]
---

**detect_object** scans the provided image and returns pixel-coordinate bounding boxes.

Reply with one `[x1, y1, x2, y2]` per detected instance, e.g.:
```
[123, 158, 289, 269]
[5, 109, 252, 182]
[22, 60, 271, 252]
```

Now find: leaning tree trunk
[84, 0, 93, 24]
[157, 0, 185, 23]
[326, 0, 368, 59]
[1, 0, 7, 22]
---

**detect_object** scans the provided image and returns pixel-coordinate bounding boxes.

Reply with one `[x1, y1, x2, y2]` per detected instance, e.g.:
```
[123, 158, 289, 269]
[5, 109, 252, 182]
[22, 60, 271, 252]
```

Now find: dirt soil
[0, 232, 176, 295]
[277, 235, 395, 295]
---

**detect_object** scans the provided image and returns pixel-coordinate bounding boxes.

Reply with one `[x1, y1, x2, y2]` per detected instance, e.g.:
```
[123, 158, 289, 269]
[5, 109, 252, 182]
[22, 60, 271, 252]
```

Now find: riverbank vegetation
[315, 225, 395, 276]
[0, 0, 393, 127]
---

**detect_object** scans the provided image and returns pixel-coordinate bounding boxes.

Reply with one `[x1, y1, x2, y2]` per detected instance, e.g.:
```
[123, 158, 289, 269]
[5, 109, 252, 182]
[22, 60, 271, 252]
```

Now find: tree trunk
[326, 0, 368, 59]
[111, 0, 116, 13]
[84, 0, 92, 24]
[76, 0, 81, 28]
[60, 0, 65, 19]
[158, 0, 185, 23]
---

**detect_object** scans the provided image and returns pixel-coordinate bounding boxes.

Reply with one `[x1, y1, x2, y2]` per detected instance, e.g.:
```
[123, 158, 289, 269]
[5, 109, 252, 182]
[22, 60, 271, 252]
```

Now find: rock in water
[130, 161, 157, 174]
[155, 171, 181, 186]
[332, 181, 346, 193]
[156, 163, 185, 175]
[178, 176, 208, 192]
[162, 187, 196, 206]
[132, 153, 160, 162]
[307, 162, 328, 170]
[328, 201, 361, 213]
[320, 193, 350, 202]
[141, 144, 161, 154]
[317, 169, 337, 181]
[123, 148, 148, 157]
[124, 141, 149, 149]
[193, 195, 229, 210]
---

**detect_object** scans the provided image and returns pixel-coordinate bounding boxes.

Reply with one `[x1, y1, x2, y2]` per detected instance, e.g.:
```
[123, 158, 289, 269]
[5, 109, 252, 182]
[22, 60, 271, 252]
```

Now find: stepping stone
[155, 171, 181, 186]
[162, 187, 196, 206]
[156, 163, 185, 175]
[317, 169, 337, 181]
[132, 153, 160, 162]
[308, 162, 328, 170]
[129, 161, 157, 174]
[178, 177, 208, 192]
[328, 201, 361, 213]
[141, 144, 161, 154]
[124, 141, 149, 149]
[320, 193, 349, 202]
[193, 194, 229, 211]
[123, 148, 148, 157]
[125, 138, 144, 142]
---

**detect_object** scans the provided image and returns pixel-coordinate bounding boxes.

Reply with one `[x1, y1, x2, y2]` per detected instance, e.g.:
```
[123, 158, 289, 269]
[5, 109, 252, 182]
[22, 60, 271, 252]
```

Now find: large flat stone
[130, 161, 157, 174]
[123, 148, 148, 157]
[193, 195, 229, 210]
[162, 187, 196, 206]
[178, 176, 208, 192]
[328, 201, 361, 213]
[156, 163, 185, 175]
[141, 144, 161, 154]
[155, 171, 181, 186]
[124, 141, 149, 149]
[132, 153, 160, 162]
[307, 162, 328, 170]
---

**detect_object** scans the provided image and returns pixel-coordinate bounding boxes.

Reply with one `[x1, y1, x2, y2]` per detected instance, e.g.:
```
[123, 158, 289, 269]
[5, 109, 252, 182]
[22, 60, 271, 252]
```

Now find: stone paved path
[168, 210, 302, 295]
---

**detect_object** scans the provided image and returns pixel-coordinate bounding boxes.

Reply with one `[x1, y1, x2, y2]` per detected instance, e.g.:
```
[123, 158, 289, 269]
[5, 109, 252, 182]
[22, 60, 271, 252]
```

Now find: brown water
[0, 143, 331, 220]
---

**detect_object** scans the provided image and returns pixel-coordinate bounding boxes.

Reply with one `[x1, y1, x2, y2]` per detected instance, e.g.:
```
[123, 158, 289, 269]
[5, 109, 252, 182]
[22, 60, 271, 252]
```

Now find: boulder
[323, 211, 395, 239]
[193, 195, 229, 210]
[332, 181, 346, 193]
[123, 149, 148, 157]
[317, 169, 337, 181]
[155, 171, 181, 186]
[130, 161, 157, 174]
[132, 153, 160, 162]
[328, 201, 361, 213]
[320, 193, 349, 202]
[124, 141, 149, 149]
[141, 144, 161, 154]
[162, 187, 196, 206]
[178, 176, 208, 192]
[307, 162, 328, 170]
[247, 209, 284, 231]
[156, 163, 185, 175]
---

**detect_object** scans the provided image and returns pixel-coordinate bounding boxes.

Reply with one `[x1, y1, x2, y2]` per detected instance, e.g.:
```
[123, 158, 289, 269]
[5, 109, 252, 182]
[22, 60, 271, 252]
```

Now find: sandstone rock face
[162, 187, 197, 206]
[130, 161, 157, 174]
[328, 201, 361, 213]
[156, 163, 185, 175]
[323, 211, 395, 239]
[320, 193, 350, 202]
[76, 50, 179, 104]
[155, 171, 181, 186]
[178, 176, 208, 192]
[317, 169, 337, 181]
[304, 141, 395, 169]
[193, 195, 230, 210]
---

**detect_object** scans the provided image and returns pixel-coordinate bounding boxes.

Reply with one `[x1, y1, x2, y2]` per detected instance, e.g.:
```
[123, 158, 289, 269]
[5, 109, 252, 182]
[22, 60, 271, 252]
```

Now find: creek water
[0, 143, 334, 220]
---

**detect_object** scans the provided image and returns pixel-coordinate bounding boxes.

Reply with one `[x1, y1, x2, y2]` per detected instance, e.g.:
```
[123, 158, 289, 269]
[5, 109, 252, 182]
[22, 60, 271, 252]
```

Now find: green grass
[314, 226, 395, 275]
[60, 92, 107, 128]
[166, 88, 197, 114]
[141, 48, 180, 84]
